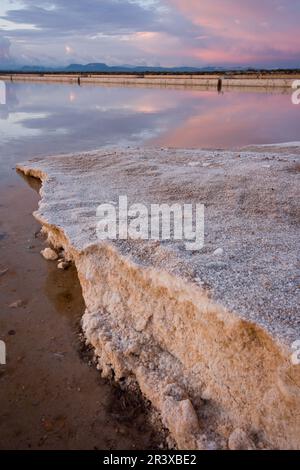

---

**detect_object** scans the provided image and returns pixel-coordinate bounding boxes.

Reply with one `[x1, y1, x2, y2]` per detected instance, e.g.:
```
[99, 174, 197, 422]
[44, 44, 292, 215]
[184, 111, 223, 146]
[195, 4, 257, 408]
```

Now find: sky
[0, 0, 299, 68]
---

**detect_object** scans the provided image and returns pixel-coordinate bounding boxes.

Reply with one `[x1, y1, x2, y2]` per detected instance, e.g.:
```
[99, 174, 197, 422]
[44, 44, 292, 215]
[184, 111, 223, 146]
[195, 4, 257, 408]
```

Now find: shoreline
[0, 179, 165, 450]
[1, 72, 300, 90]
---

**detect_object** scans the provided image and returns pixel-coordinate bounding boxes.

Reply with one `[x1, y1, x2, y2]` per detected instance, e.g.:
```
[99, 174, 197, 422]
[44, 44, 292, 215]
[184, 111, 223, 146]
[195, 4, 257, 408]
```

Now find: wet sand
[0, 178, 165, 450]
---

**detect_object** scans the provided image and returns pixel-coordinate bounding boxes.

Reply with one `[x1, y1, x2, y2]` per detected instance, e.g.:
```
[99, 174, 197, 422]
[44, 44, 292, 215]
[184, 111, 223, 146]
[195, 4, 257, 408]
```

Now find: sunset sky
[0, 0, 299, 68]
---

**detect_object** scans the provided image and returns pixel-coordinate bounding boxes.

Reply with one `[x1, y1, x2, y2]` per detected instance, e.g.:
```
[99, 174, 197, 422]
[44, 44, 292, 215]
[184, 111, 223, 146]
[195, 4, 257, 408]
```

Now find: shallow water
[0, 81, 299, 449]
[0, 177, 165, 450]
[1, 81, 300, 185]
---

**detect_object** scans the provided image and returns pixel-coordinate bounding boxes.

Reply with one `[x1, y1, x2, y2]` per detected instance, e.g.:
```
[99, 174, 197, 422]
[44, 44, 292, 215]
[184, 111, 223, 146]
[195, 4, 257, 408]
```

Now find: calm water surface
[0, 81, 299, 184]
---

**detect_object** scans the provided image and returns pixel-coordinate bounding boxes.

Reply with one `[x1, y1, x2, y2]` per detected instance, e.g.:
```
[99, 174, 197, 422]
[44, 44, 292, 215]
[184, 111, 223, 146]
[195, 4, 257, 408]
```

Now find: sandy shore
[17, 144, 300, 449]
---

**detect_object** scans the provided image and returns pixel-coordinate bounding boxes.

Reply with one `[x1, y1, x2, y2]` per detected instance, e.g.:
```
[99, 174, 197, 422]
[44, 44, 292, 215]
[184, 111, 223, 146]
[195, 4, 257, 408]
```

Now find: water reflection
[0, 81, 299, 182]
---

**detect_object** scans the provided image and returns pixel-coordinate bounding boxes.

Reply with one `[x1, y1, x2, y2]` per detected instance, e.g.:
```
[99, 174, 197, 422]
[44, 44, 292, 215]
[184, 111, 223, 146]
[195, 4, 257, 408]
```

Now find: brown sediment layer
[17, 146, 300, 449]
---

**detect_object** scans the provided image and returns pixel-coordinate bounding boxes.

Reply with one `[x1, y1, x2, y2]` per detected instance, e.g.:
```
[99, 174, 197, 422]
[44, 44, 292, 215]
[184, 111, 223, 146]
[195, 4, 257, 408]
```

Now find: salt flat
[17, 145, 300, 449]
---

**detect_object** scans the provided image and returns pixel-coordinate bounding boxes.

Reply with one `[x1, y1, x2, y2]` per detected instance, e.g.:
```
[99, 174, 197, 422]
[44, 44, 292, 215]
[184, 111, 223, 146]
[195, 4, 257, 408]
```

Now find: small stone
[57, 261, 70, 270]
[174, 399, 200, 448]
[213, 248, 224, 256]
[41, 248, 58, 261]
[53, 352, 65, 360]
[228, 428, 256, 450]
[8, 330, 16, 336]
[0, 268, 8, 277]
[164, 398, 199, 436]
[9, 300, 26, 309]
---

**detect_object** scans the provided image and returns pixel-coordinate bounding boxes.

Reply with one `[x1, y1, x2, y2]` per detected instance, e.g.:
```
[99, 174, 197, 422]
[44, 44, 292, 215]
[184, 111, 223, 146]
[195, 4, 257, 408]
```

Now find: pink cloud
[166, 0, 300, 65]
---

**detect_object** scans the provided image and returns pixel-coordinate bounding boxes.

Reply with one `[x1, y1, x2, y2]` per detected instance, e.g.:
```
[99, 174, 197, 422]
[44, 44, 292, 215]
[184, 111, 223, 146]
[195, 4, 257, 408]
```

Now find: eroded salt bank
[17, 145, 300, 449]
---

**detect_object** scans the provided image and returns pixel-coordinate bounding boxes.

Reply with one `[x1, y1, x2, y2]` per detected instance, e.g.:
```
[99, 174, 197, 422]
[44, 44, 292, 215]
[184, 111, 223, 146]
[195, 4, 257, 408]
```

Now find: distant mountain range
[64, 63, 213, 73]
[1, 62, 298, 74]
[1, 62, 249, 73]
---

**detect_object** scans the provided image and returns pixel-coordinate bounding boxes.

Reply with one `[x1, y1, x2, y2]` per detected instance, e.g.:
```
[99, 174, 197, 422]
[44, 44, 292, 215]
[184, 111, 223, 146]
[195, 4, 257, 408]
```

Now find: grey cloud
[2, 0, 199, 41]
[2, 0, 159, 35]
[1, 0, 201, 66]
[4, 0, 297, 68]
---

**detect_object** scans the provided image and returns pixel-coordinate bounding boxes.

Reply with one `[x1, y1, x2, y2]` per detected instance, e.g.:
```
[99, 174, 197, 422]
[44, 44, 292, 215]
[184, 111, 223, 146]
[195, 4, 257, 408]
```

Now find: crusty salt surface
[17, 145, 300, 449]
